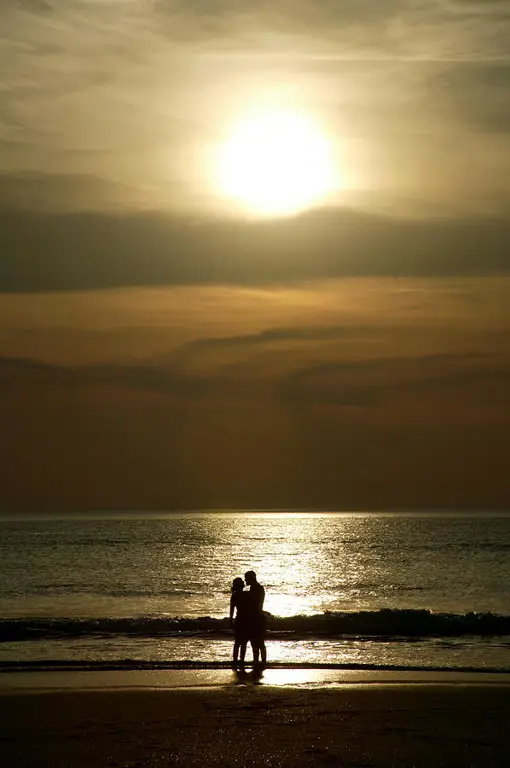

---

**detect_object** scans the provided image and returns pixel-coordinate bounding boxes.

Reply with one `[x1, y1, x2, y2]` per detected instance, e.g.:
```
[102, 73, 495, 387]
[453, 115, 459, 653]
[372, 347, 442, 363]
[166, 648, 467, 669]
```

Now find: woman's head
[231, 577, 244, 592]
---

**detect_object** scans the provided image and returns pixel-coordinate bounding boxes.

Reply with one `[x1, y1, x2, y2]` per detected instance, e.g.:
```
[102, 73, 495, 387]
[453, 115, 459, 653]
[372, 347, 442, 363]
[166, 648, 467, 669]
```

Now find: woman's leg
[233, 639, 240, 665]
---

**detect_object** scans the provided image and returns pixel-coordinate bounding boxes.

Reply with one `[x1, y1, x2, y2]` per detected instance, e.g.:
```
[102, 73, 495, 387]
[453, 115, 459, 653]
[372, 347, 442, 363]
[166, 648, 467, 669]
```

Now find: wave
[1, 609, 510, 643]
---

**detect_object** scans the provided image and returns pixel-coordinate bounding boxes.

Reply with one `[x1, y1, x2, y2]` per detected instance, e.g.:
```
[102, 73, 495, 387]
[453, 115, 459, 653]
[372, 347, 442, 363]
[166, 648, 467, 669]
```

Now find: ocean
[1, 512, 510, 672]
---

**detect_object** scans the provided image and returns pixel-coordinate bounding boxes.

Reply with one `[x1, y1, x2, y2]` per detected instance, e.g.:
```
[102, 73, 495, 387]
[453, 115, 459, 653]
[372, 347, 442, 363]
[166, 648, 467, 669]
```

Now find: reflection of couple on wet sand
[229, 570, 267, 669]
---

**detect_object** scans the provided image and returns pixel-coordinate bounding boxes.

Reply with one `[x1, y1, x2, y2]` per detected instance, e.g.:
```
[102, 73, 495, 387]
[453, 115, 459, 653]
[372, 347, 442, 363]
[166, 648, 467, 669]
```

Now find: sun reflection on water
[225, 512, 369, 619]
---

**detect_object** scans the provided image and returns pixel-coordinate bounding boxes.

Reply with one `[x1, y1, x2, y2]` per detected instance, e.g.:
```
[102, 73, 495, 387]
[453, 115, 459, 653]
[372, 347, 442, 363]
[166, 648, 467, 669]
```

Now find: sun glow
[216, 111, 337, 216]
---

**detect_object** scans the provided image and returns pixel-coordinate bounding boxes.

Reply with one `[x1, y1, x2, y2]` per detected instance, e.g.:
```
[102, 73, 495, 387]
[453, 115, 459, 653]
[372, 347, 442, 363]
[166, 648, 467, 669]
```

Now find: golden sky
[1, 1, 509, 510]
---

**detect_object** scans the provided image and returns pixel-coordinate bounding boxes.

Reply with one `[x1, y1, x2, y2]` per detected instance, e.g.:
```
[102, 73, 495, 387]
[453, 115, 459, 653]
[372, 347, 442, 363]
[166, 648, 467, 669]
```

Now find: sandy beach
[1, 673, 509, 767]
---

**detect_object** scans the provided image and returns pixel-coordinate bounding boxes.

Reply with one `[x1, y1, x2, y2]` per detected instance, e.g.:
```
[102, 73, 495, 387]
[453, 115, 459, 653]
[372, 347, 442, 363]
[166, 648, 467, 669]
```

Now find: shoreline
[1, 666, 510, 693]
[2, 658, 510, 672]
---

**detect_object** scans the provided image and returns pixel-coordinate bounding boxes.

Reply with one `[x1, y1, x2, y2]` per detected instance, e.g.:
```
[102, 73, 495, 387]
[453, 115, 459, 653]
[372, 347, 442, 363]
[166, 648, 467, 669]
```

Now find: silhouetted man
[244, 570, 267, 666]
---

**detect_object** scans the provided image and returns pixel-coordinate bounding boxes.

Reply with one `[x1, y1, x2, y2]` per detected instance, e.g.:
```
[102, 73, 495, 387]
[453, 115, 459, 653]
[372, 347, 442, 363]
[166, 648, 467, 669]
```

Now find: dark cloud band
[1, 206, 509, 292]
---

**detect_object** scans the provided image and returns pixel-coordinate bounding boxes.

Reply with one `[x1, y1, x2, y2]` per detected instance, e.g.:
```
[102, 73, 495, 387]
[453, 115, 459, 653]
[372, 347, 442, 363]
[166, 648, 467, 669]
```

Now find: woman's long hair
[231, 577, 244, 593]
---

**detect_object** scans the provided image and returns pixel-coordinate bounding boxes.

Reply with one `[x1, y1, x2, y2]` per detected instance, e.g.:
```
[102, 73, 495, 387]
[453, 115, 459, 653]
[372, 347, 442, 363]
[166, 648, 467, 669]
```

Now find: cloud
[16, 0, 52, 13]
[2, 346, 507, 416]
[0, 355, 75, 386]
[0, 354, 219, 397]
[434, 62, 510, 132]
[449, 1, 510, 12]
[0, 173, 144, 212]
[172, 324, 376, 361]
[151, 1, 510, 60]
[1, 200, 509, 291]
[283, 352, 509, 407]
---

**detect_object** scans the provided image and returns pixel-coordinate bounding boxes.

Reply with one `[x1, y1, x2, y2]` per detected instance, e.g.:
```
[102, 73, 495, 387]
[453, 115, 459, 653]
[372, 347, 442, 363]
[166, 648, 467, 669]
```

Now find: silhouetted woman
[229, 577, 251, 668]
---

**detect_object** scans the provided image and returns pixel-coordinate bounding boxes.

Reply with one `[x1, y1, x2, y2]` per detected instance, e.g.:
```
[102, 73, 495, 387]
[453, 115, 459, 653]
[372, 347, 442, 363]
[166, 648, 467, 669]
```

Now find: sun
[216, 111, 337, 216]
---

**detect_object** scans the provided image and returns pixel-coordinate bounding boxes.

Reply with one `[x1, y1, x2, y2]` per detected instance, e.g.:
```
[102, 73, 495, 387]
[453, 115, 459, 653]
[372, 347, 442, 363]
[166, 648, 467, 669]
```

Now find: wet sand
[1, 675, 509, 767]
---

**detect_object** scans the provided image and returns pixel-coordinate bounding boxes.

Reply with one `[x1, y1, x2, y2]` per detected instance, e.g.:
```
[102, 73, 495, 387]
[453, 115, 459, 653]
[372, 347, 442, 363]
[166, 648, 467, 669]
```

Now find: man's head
[244, 570, 257, 586]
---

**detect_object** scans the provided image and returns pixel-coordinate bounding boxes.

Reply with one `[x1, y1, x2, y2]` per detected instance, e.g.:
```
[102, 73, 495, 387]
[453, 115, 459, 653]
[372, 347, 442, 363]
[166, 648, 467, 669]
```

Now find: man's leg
[260, 637, 267, 665]
[251, 637, 260, 664]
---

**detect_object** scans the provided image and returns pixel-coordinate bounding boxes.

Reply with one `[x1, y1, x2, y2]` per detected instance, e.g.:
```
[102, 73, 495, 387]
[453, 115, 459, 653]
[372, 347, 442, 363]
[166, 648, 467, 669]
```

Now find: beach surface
[1, 670, 509, 767]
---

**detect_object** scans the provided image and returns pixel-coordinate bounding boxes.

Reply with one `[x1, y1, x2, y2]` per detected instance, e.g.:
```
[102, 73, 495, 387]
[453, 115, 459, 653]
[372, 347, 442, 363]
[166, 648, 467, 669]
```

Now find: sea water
[1, 512, 509, 671]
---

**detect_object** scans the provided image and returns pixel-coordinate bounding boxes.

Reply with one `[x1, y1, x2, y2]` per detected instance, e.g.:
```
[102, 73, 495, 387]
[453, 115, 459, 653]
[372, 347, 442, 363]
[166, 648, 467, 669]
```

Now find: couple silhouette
[229, 570, 267, 668]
